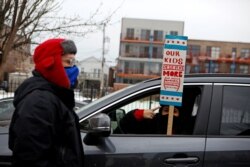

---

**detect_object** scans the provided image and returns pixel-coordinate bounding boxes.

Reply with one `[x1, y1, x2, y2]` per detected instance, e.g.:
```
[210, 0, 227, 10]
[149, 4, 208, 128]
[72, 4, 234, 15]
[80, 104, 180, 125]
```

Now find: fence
[0, 80, 110, 102]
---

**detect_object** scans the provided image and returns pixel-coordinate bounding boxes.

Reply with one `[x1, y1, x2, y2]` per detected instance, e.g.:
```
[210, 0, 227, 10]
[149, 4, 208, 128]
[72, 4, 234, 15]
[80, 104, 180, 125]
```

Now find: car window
[0, 99, 14, 126]
[110, 94, 160, 133]
[120, 94, 160, 113]
[81, 85, 203, 136]
[220, 86, 250, 136]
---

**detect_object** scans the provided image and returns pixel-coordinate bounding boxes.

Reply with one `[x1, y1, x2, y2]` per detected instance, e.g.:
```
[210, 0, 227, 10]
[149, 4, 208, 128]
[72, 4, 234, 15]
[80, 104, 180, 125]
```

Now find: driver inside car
[114, 105, 180, 134]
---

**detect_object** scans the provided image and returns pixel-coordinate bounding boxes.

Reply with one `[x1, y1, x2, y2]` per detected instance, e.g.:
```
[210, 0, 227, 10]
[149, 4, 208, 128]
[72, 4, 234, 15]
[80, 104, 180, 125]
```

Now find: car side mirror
[88, 113, 111, 134]
[83, 113, 111, 145]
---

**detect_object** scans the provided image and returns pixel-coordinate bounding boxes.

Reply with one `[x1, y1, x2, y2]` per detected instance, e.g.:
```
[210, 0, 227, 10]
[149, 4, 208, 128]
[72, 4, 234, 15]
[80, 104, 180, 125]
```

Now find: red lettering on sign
[165, 51, 180, 56]
[163, 71, 183, 77]
[163, 64, 184, 70]
[164, 58, 183, 64]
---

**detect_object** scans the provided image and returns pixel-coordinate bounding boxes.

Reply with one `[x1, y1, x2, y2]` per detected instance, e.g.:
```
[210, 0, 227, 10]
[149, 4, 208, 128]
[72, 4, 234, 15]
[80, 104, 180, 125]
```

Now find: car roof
[144, 73, 250, 84]
[0, 96, 87, 104]
[0, 97, 13, 101]
[77, 73, 250, 119]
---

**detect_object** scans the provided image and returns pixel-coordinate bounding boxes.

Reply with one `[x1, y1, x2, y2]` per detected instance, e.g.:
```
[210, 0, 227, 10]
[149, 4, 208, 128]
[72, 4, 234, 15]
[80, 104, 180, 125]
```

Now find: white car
[0, 97, 89, 127]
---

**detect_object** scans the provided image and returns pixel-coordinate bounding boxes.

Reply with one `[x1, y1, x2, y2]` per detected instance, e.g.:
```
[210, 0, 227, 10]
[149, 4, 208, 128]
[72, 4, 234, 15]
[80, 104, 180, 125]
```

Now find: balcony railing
[120, 33, 164, 45]
[116, 72, 160, 79]
[120, 52, 163, 59]
[117, 68, 160, 79]
[79, 72, 108, 81]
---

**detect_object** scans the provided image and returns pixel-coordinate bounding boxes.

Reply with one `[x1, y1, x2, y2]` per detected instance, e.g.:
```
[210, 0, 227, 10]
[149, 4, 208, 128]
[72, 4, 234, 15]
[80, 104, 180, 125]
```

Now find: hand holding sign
[143, 106, 161, 119]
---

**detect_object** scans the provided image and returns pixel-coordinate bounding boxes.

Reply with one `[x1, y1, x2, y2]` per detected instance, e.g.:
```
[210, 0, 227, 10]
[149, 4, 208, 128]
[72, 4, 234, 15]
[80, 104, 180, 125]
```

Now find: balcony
[79, 72, 107, 81]
[117, 68, 160, 79]
[117, 72, 160, 79]
[120, 33, 164, 45]
[120, 52, 163, 59]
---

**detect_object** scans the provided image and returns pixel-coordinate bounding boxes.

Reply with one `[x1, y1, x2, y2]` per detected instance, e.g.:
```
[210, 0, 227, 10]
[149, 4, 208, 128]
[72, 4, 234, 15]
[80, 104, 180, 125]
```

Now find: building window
[188, 45, 200, 69]
[240, 49, 250, 59]
[124, 62, 129, 73]
[188, 45, 201, 57]
[206, 46, 211, 57]
[211, 47, 220, 59]
[126, 28, 134, 39]
[153, 47, 163, 59]
[213, 63, 219, 73]
[232, 48, 237, 58]
[124, 61, 144, 75]
[125, 45, 130, 54]
[153, 30, 163, 41]
[185, 64, 191, 74]
[205, 62, 219, 73]
[239, 65, 249, 74]
[139, 62, 144, 74]
[170, 31, 178, 36]
[94, 68, 101, 78]
[207, 47, 220, 59]
[141, 29, 150, 40]
[139, 46, 149, 58]
[148, 62, 161, 76]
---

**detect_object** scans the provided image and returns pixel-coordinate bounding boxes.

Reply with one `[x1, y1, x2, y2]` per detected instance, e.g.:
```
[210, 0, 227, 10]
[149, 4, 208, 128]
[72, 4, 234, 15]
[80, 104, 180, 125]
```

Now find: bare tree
[0, 0, 117, 80]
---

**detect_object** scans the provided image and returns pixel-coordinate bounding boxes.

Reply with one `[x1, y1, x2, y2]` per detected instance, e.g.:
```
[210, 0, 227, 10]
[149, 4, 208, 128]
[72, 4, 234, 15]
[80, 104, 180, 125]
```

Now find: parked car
[0, 90, 14, 99]
[0, 97, 88, 127]
[1, 74, 250, 166]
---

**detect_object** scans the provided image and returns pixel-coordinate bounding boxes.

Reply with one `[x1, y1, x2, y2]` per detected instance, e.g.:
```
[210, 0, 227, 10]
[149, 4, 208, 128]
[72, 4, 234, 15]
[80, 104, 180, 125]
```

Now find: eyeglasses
[62, 58, 76, 67]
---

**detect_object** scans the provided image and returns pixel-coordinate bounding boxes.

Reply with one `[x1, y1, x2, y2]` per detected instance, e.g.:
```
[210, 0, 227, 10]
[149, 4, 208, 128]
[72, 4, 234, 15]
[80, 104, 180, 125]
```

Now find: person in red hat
[9, 38, 84, 167]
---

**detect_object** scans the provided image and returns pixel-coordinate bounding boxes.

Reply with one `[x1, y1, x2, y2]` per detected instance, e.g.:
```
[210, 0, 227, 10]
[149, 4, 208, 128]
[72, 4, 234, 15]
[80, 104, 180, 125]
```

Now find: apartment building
[114, 18, 250, 90]
[116, 18, 184, 87]
[187, 39, 250, 74]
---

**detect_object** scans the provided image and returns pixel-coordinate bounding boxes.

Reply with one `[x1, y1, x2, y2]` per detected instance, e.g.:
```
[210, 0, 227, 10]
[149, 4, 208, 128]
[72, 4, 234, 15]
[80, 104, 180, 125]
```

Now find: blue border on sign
[159, 100, 182, 107]
[164, 44, 187, 50]
[165, 35, 188, 40]
[160, 90, 183, 97]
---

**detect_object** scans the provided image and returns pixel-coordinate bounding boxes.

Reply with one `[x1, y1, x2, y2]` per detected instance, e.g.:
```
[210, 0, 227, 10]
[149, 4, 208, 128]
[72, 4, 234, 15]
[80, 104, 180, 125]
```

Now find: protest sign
[160, 35, 188, 135]
[160, 35, 188, 106]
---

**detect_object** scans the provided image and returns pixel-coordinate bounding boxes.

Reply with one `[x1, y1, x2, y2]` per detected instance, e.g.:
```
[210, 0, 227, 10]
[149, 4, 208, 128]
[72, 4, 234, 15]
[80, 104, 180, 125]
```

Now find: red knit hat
[33, 38, 70, 88]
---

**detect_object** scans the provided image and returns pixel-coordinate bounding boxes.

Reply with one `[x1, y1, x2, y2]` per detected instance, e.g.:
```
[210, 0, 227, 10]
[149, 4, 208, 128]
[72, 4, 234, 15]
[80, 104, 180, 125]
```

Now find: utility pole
[99, 23, 106, 97]
[80, 22, 108, 97]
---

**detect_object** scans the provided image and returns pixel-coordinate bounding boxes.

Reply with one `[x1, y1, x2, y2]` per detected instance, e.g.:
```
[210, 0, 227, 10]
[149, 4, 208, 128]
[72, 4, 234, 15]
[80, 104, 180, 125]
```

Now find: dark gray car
[0, 74, 250, 166]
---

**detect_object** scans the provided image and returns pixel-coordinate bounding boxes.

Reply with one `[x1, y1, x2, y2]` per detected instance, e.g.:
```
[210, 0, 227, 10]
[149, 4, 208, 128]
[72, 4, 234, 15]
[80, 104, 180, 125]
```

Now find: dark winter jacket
[9, 71, 84, 167]
[116, 109, 180, 134]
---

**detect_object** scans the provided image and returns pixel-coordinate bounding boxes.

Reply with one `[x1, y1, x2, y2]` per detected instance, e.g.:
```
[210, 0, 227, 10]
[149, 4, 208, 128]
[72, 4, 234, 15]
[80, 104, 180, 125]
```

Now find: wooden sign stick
[167, 105, 174, 135]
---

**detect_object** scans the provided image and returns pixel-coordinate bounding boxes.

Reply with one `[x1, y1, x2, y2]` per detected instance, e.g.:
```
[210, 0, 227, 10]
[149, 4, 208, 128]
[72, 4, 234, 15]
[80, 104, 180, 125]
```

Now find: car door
[0, 128, 11, 167]
[205, 83, 250, 166]
[0, 98, 13, 166]
[0, 98, 14, 127]
[80, 83, 212, 167]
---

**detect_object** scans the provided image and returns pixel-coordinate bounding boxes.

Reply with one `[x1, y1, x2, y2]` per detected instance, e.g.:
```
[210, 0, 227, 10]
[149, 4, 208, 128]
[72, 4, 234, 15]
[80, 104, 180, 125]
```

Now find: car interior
[105, 85, 203, 135]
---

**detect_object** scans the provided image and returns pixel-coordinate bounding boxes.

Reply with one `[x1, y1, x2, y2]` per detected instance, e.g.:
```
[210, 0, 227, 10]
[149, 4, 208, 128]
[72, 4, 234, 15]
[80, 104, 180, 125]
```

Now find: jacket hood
[33, 38, 70, 88]
[13, 71, 75, 110]
[13, 72, 54, 107]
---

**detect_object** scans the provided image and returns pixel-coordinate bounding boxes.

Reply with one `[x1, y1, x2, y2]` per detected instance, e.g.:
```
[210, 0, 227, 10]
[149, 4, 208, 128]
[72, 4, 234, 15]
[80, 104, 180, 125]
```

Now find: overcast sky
[58, 0, 250, 65]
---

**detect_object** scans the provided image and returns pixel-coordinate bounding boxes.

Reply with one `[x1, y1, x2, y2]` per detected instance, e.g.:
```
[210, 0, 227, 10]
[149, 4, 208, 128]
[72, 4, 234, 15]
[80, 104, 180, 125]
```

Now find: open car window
[80, 85, 203, 136]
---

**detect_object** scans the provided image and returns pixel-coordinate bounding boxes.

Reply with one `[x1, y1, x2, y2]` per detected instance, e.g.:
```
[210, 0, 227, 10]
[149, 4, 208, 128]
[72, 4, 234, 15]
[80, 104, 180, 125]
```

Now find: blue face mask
[64, 65, 79, 89]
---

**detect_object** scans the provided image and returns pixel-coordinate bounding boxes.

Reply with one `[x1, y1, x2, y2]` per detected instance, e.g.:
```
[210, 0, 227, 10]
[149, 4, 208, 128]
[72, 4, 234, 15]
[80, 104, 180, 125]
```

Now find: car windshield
[76, 83, 135, 114]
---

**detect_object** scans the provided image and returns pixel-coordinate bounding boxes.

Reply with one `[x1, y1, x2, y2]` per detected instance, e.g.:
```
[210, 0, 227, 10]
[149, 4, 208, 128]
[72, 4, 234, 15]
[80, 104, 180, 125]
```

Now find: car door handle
[164, 157, 199, 164]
